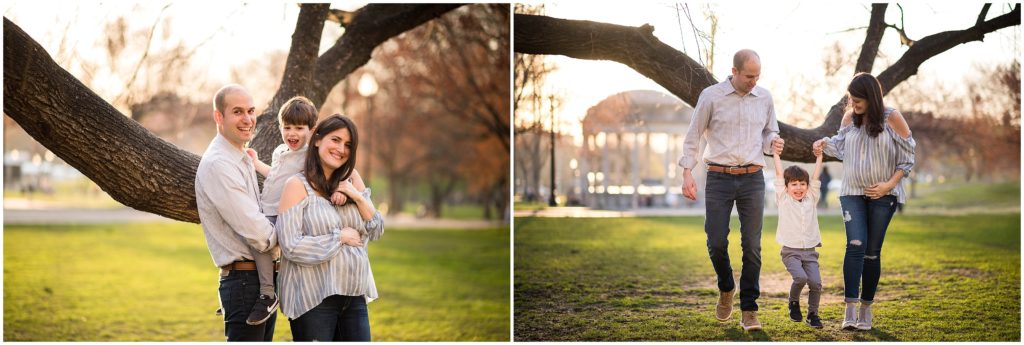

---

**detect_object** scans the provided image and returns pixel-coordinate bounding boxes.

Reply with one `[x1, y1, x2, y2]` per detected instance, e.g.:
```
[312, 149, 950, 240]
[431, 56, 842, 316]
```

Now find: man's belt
[221, 260, 279, 271]
[707, 164, 762, 175]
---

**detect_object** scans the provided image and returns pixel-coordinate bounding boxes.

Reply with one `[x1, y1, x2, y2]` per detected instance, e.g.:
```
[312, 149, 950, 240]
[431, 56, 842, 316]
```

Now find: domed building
[577, 90, 702, 209]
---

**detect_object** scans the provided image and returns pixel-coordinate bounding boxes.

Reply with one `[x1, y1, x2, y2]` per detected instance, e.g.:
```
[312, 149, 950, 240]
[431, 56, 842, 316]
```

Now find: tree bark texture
[514, 7, 1020, 162]
[4, 17, 200, 222]
[4, 4, 465, 222]
[249, 4, 463, 158]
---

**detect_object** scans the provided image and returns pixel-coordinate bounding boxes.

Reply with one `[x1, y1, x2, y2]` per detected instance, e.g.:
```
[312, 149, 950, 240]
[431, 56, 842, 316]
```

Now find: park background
[513, 2, 1020, 341]
[3, 2, 510, 341]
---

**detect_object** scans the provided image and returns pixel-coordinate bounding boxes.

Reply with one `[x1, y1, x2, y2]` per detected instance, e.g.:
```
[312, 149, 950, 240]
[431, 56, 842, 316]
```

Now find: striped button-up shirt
[276, 174, 385, 319]
[195, 134, 279, 268]
[260, 144, 307, 216]
[678, 76, 780, 169]
[823, 107, 916, 204]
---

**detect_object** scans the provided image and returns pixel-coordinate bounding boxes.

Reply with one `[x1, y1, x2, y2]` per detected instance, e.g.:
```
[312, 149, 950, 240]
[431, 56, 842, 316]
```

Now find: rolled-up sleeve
[276, 199, 344, 266]
[761, 95, 780, 155]
[204, 160, 276, 253]
[355, 188, 384, 242]
[678, 89, 713, 169]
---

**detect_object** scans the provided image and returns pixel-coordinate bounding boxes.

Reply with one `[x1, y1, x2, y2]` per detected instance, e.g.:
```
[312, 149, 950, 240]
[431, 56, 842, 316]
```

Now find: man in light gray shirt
[678, 49, 784, 332]
[195, 84, 280, 341]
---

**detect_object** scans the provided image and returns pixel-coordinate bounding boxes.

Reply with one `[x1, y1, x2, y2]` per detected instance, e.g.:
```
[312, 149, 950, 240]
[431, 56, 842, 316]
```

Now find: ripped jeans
[840, 195, 898, 304]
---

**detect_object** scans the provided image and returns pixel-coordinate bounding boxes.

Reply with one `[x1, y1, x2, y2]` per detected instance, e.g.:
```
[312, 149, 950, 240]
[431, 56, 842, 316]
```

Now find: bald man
[678, 49, 784, 332]
[195, 84, 280, 341]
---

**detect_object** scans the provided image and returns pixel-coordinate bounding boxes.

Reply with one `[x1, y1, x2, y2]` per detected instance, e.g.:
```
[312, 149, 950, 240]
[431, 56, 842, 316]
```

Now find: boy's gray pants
[251, 215, 278, 298]
[781, 246, 822, 313]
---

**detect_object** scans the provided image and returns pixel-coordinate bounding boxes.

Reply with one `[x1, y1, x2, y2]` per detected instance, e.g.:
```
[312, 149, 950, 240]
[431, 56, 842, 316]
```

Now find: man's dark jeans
[289, 295, 371, 341]
[704, 170, 765, 311]
[219, 269, 277, 341]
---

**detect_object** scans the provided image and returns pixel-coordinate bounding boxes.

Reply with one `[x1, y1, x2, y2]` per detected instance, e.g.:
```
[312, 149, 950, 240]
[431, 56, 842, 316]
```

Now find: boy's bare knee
[849, 240, 862, 246]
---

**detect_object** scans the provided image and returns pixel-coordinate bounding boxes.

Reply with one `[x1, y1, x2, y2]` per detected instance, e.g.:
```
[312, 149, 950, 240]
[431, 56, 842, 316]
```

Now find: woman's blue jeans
[840, 195, 898, 304]
[289, 295, 370, 341]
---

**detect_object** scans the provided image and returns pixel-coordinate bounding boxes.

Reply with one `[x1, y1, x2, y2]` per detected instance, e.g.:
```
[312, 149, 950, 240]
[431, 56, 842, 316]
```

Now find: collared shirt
[261, 144, 307, 216]
[775, 179, 822, 249]
[678, 76, 780, 169]
[277, 174, 385, 319]
[823, 107, 916, 204]
[195, 134, 278, 268]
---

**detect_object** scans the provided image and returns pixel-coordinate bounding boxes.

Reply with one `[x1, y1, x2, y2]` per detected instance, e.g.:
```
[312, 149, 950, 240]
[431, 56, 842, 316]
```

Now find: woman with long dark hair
[275, 114, 384, 341]
[814, 72, 915, 331]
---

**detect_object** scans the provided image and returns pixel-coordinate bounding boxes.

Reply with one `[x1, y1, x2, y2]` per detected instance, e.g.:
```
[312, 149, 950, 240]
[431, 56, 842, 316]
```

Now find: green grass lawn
[4, 223, 509, 341]
[906, 180, 1020, 210]
[514, 213, 1020, 341]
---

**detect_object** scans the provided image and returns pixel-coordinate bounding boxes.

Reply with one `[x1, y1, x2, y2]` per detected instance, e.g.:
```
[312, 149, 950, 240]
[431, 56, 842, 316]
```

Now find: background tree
[4, 4, 478, 223]
[514, 4, 1020, 163]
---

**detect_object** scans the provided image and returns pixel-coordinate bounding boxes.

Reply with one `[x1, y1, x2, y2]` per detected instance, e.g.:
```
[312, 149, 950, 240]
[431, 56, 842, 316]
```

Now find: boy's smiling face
[786, 180, 809, 201]
[281, 123, 311, 151]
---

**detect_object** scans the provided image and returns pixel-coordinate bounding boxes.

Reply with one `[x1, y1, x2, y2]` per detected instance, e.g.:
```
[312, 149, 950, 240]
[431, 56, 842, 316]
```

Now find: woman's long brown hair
[304, 114, 358, 198]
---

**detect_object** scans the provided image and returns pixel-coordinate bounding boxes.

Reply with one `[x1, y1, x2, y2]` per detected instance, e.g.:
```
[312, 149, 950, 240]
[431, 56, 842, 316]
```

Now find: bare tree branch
[5, 17, 200, 222]
[855, 4, 888, 73]
[876, 4, 1020, 93]
[514, 13, 716, 109]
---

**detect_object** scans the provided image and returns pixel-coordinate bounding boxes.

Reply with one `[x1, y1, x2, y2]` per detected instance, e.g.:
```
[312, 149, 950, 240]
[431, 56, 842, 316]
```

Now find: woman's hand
[330, 190, 349, 205]
[340, 227, 363, 247]
[864, 181, 895, 199]
[812, 139, 825, 157]
[330, 179, 360, 205]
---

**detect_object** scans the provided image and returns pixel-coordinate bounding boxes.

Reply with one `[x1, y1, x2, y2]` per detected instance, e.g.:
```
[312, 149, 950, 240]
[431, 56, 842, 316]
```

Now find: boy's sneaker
[806, 312, 823, 329]
[788, 301, 802, 322]
[246, 294, 279, 325]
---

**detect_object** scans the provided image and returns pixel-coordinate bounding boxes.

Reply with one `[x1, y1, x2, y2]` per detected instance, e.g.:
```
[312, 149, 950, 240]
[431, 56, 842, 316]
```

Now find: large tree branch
[250, 4, 463, 157]
[876, 4, 1020, 93]
[855, 4, 888, 74]
[4, 17, 201, 222]
[309, 4, 464, 106]
[514, 13, 715, 107]
[250, 4, 329, 157]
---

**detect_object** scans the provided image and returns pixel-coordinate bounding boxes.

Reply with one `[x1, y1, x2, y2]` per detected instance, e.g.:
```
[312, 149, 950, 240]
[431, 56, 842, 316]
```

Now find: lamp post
[357, 73, 378, 186]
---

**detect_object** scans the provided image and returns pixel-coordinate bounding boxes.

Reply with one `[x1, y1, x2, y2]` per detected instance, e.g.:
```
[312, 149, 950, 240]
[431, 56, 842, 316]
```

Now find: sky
[531, 2, 1020, 142]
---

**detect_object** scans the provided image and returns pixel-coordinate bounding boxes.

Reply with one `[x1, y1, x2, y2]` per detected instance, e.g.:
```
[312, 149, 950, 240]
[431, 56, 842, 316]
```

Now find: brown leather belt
[221, 261, 279, 271]
[707, 164, 762, 175]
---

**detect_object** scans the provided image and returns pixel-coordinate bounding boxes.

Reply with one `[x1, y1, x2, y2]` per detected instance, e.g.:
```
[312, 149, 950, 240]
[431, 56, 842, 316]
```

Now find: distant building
[578, 90, 699, 209]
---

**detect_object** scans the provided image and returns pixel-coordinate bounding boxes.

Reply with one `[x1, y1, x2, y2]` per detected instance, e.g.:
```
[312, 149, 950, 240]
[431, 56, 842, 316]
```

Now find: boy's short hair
[783, 165, 810, 185]
[278, 96, 318, 128]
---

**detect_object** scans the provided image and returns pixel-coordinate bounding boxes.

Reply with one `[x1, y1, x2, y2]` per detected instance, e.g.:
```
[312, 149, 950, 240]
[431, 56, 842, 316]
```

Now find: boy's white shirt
[260, 143, 307, 216]
[775, 179, 823, 249]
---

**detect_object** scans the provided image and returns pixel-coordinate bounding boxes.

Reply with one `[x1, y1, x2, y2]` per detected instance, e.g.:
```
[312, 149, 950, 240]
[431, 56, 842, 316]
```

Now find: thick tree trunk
[4, 17, 200, 222]
[513, 6, 1020, 163]
[3, 4, 465, 222]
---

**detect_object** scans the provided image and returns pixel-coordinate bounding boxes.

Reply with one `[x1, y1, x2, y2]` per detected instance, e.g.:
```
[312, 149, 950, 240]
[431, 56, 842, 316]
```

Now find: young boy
[243, 96, 365, 325]
[772, 145, 825, 328]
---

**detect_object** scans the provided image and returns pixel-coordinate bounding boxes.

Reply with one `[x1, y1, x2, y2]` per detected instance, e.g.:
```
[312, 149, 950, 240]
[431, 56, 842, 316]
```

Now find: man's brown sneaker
[715, 289, 734, 321]
[740, 310, 762, 331]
